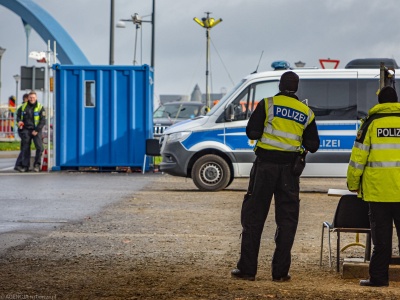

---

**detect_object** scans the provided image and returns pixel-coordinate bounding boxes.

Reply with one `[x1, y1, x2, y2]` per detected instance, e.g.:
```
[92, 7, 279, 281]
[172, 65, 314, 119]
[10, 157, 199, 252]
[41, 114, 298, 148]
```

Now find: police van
[159, 59, 400, 191]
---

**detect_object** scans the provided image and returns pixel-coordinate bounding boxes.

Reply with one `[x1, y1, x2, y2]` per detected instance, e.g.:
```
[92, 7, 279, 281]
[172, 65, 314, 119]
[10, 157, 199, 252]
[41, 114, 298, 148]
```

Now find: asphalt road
[0, 152, 159, 253]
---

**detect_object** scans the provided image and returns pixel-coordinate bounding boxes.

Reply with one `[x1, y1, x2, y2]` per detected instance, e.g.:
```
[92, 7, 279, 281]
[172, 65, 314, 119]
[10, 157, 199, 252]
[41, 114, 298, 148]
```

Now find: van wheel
[191, 154, 231, 191]
[225, 175, 234, 188]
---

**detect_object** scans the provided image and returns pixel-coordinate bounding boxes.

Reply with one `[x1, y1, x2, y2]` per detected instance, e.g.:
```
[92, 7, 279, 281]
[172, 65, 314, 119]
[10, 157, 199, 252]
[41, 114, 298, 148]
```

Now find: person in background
[347, 86, 400, 287]
[231, 71, 320, 282]
[7, 95, 16, 137]
[14, 93, 29, 171]
[15, 91, 46, 172]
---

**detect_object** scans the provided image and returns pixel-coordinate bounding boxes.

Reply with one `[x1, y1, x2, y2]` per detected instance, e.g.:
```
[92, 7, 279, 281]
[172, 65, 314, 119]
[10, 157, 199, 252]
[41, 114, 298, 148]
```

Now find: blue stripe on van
[318, 135, 355, 151]
[182, 129, 226, 149]
[181, 123, 358, 152]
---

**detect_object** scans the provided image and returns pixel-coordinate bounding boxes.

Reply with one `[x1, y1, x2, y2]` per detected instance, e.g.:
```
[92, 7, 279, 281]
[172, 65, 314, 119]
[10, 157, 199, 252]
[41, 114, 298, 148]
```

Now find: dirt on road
[0, 175, 399, 300]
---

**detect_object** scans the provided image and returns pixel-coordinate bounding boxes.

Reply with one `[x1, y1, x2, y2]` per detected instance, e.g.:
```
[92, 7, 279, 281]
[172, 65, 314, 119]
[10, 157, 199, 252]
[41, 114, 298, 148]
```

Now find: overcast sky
[1, 0, 400, 106]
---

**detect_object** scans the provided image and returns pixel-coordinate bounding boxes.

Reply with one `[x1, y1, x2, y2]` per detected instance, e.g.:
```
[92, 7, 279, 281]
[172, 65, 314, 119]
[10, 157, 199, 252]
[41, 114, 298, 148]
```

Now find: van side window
[218, 81, 279, 123]
[298, 79, 357, 120]
[358, 80, 400, 118]
[298, 79, 400, 121]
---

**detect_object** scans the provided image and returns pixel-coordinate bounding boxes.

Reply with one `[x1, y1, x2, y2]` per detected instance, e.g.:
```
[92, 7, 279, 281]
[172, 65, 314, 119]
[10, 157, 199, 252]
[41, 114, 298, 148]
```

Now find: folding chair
[320, 194, 371, 272]
[142, 138, 161, 174]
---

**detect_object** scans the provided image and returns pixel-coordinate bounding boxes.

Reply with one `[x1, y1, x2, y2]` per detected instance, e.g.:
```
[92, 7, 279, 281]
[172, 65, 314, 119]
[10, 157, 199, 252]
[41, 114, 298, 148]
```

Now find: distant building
[190, 84, 202, 102]
[159, 84, 226, 107]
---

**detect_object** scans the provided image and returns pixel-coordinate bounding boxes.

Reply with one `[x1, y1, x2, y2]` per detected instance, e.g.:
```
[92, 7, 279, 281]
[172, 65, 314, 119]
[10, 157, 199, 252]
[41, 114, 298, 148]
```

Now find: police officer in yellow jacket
[231, 71, 320, 281]
[16, 90, 46, 172]
[347, 86, 400, 287]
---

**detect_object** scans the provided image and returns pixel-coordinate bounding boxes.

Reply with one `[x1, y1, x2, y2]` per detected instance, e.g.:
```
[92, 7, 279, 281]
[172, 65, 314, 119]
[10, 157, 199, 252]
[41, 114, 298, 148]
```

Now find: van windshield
[207, 79, 246, 115]
[153, 103, 203, 119]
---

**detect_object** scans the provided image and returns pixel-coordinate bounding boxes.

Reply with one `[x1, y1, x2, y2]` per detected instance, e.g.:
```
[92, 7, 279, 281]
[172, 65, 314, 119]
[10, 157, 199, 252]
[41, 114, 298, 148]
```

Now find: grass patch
[0, 141, 20, 151]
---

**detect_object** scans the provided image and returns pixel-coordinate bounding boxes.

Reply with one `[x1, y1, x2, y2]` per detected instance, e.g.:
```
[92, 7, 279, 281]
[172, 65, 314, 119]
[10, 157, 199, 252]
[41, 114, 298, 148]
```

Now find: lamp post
[109, 0, 115, 65]
[151, 0, 155, 69]
[117, 13, 153, 66]
[193, 12, 222, 108]
[0, 47, 6, 105]
[23, 21, 32, 66]
[116, 0, 155, 68]
[13, 74, 20, 105]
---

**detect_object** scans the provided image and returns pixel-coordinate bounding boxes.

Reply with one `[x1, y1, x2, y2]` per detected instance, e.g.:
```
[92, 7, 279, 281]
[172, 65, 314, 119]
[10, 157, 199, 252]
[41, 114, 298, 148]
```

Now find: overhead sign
[319, 59, 340, 69]
[20, 66, 45, 90]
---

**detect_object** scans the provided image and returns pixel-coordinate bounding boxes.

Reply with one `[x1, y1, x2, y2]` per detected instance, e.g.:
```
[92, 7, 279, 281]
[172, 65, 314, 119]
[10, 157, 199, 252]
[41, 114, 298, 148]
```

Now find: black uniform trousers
[368, 202, 400, 285]
[14, 129, 23, 168]
[20, 128, 43, 169]
[237, 158, 300, 278]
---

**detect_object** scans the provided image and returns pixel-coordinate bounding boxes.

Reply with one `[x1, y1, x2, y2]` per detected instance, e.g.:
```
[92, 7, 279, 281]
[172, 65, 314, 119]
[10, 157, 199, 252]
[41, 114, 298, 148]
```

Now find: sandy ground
[0, 175, 399, 300]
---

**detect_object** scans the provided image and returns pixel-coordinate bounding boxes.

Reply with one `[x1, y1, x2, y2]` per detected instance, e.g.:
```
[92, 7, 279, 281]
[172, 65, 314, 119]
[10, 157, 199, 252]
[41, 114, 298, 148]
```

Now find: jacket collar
[369, 102, 400, 115]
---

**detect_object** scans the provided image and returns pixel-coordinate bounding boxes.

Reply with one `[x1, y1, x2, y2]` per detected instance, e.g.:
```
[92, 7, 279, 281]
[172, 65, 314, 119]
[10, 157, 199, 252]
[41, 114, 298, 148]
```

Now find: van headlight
[167, 131, 191, 143]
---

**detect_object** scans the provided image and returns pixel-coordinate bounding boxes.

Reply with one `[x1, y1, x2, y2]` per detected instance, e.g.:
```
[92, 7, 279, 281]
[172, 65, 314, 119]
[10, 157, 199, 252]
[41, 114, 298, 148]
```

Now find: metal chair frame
[319, 194, 371, 272]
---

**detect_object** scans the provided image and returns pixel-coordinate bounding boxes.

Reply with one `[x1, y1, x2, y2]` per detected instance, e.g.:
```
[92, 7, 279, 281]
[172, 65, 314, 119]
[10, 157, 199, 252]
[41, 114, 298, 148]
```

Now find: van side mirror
[225, 104, 235, 121]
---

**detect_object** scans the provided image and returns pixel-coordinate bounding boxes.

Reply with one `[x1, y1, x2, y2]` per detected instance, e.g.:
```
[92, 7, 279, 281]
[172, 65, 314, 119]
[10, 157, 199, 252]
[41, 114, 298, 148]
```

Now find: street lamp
[193, 12, 222, 108]
[117, 13, 153, 66]
[0, 47, 6, 105]
[13, 74, 20, 105]
[23, 21, 32, 66]
[110, 0, 115, 65]
[117, 0, 155, 68]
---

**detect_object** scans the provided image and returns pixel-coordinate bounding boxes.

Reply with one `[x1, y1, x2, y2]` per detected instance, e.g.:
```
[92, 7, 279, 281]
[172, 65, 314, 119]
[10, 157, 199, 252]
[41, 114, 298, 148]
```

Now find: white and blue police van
[159, 59, 400, 191]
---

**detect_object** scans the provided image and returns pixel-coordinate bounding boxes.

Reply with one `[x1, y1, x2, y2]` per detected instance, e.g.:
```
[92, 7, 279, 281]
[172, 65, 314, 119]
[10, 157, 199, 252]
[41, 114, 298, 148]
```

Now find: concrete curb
[343, 259, 400, 281]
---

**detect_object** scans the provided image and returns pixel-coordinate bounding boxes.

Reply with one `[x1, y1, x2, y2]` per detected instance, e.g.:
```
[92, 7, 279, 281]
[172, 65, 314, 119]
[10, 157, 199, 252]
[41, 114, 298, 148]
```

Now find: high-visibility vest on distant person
[347, 102, 400, 202]
[21, 102, 43, 127]
[256, 95, 315, 153]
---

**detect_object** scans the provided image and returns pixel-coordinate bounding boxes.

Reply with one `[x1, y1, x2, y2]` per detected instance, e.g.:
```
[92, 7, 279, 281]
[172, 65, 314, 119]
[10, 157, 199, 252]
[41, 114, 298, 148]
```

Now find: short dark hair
[378, 86, 398, 103]
[279, 71, 299, 93]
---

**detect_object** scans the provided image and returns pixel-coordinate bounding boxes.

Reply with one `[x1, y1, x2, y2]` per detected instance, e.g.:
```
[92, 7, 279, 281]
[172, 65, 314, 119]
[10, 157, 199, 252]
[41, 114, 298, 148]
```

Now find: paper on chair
[327, 189, 357, 197]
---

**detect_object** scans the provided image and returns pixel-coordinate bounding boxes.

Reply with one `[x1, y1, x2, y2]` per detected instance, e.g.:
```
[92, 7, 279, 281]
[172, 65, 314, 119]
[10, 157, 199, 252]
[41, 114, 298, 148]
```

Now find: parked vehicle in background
[153, 102, 208, 137]
[159, 58, 400, 191]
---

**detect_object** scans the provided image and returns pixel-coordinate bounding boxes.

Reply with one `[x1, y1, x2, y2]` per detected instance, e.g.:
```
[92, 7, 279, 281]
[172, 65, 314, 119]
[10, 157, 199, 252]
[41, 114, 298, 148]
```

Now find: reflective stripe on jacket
[256, 95, 315, 152]
[21, 102, 43, 127]
[347, 102, 400, 202]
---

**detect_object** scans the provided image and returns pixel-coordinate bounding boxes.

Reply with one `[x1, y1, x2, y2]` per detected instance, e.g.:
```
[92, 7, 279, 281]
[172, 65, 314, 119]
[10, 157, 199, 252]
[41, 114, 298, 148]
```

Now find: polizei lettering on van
[320, 139, 341, 148]
[377, 128, 400, 137]
[274, 105, 307, 125]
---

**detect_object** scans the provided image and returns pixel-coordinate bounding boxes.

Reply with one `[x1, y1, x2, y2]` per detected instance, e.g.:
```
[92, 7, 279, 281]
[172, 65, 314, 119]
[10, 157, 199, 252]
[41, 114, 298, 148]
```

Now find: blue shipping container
[52, 64, 154, 170]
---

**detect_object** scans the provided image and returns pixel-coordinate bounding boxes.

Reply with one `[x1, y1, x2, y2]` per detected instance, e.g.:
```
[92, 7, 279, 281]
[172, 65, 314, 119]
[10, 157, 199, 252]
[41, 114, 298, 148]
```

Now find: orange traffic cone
[42, 149, 48, 171]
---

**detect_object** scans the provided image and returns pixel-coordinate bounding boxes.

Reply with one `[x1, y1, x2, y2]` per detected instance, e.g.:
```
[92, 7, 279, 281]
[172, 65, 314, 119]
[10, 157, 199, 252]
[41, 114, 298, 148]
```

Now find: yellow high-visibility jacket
[21, 102, 44, 127]
[256, 95, 315, 153]
[347, 102, 400, 202]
